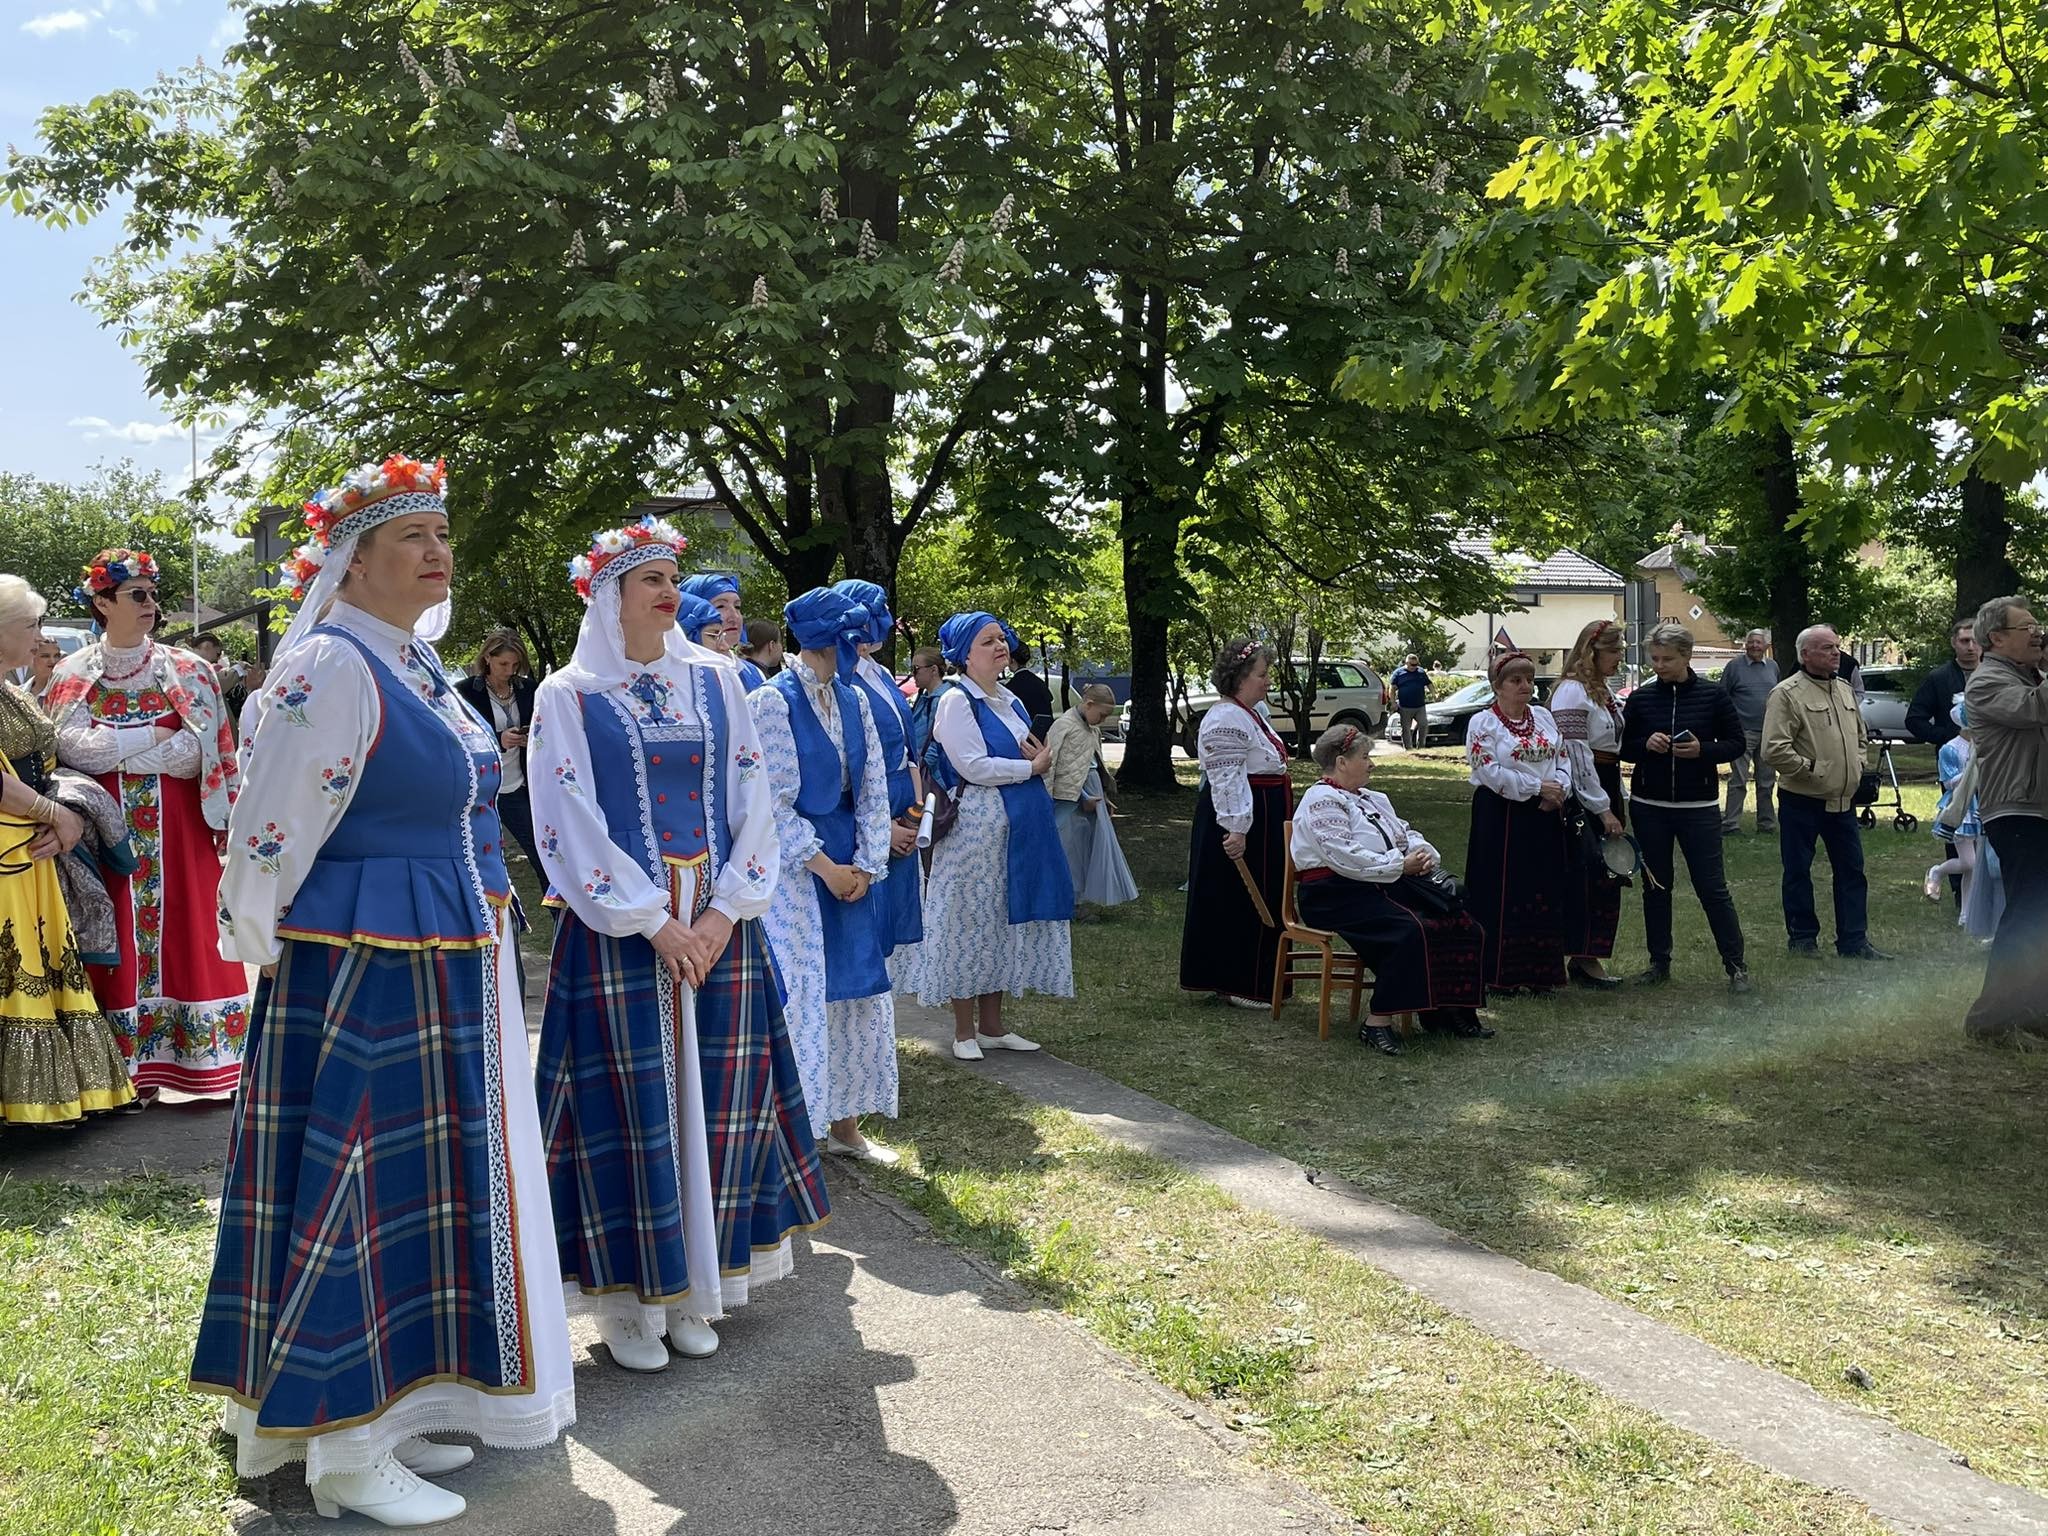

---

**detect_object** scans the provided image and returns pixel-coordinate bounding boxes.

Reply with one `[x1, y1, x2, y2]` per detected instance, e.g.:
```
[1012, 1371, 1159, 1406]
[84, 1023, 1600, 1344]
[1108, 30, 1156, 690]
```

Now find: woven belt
[1296, 867, 1336, 884]
[1592, 750, 1621, 765]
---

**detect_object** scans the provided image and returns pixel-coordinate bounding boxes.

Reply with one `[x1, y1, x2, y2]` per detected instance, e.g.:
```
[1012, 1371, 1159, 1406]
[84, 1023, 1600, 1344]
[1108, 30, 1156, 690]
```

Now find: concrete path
[896, 1005, 2048, 1536]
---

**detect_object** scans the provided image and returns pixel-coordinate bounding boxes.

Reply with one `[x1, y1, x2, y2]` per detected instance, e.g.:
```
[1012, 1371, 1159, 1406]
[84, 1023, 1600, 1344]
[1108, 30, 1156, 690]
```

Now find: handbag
[1853, 770, 1880, 807]
[1395, 866, 1465, 915]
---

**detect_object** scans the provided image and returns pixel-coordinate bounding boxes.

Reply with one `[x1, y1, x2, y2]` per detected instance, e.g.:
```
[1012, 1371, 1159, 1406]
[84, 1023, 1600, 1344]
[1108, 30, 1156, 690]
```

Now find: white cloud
[70, 415, 186, 444]
[208, 15, 241, 50]
[107, 25, 135, 43]
[21, 9, 95, 38]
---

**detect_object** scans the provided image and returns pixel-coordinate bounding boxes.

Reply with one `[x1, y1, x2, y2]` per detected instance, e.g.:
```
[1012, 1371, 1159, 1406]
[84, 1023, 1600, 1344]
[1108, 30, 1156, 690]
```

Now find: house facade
[1445, 540, 1626, 676]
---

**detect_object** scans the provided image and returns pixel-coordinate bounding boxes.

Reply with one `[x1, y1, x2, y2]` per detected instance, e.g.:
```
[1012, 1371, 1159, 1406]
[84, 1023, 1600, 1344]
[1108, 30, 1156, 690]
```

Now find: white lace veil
[555, 551, 723, 693]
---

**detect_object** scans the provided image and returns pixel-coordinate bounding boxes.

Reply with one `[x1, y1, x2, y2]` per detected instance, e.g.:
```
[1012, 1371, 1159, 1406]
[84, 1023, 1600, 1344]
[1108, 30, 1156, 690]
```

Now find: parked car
[1163, 656, 1386, 753]
[1383, 676, 1556, 747]
[1857, 665, 1912, 739]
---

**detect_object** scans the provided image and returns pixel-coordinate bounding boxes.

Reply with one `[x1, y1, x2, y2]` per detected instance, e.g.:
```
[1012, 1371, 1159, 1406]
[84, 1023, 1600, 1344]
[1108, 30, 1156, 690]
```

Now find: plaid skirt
[537, 900, 829, 1315]
[190, 935, 544, 1440]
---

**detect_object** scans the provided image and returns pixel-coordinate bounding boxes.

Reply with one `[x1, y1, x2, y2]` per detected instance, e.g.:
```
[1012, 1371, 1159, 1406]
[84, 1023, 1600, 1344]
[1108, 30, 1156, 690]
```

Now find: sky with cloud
[2, 0, 244, 500]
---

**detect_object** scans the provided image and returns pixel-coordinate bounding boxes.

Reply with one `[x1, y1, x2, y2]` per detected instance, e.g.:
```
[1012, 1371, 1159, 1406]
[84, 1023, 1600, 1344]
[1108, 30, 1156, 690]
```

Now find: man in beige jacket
[1961, 595, 2048, 1043]
[1762, 625, 1890, 960]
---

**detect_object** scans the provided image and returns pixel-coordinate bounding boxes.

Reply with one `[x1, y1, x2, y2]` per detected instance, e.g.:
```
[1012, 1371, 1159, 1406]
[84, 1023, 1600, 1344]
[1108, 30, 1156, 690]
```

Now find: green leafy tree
[6, 0, 1052, 596]
[0, 463, 199, 622]
[1350, 0, 2048, 641]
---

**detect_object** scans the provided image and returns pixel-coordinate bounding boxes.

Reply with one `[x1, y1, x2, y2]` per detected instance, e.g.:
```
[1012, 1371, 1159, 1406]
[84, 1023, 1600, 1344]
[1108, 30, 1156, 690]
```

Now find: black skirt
[1465, 785, 1569, 992]
[1295, 875, 1485, 1017]
[1179, 775, 1292, 1004]
[1562, 759, 1624, 960]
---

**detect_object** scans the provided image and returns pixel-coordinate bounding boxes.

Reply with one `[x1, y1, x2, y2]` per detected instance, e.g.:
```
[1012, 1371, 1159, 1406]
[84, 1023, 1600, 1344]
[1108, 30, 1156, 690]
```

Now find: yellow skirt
[0, 806, 135, 1125]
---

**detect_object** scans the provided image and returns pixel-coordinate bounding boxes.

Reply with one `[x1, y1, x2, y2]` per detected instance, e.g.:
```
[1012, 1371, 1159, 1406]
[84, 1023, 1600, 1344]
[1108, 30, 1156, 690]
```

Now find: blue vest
[279, 626, 509, 948]
[771, 669, 889, 1000]
[737, 657, 768, 693]
[943, 689, 1075, 926]
[551, 667, 732, 913]
[857, 664, 924, 951]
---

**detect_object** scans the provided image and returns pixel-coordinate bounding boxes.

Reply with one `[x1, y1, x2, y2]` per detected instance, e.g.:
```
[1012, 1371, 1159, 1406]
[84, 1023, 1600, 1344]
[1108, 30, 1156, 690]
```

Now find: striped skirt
[537, 874, 829, 1319]
[190, 923, 574, 1480]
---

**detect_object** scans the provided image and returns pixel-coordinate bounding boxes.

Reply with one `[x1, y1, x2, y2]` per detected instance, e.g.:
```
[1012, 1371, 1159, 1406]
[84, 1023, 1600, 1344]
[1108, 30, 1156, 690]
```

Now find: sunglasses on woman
[117, 588, 160, 607]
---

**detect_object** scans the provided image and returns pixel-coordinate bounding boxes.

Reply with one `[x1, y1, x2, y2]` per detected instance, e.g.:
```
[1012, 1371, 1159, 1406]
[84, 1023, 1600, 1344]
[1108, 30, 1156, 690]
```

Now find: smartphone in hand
[1671, 729, 1697, 745]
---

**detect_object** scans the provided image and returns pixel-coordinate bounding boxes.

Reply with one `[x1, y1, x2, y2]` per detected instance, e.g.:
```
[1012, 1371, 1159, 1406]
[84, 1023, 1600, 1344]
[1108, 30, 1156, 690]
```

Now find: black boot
[1358, 1023, 1404, 1056]
[1568, 961, 1624, 991]
[1634, 961, 1672, 986]
[1443, 1008, 1495, 1040]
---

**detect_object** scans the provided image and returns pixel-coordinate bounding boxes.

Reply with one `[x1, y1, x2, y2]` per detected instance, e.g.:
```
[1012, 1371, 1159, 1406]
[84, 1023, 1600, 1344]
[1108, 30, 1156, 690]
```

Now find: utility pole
[190, 422, 202, 631]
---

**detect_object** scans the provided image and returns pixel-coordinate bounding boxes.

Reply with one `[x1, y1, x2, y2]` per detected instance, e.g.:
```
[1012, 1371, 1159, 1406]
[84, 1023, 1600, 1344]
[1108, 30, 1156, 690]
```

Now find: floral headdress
[567, 515, 689, 601]
[280, 453, 448, 600]
[75, 547, 161, 608]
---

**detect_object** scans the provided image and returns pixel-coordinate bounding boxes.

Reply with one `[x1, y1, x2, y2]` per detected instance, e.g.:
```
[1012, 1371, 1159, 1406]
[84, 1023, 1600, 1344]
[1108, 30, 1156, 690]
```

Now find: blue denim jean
[1776, 789, 1867, 952]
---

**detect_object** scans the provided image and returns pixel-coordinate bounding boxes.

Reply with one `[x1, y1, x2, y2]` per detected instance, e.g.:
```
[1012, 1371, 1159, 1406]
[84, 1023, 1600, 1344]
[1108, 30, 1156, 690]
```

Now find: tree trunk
[1754, 425, 1809, 659]
[1120, 491, 1180, 788]
[1955, 465, 2021, 620]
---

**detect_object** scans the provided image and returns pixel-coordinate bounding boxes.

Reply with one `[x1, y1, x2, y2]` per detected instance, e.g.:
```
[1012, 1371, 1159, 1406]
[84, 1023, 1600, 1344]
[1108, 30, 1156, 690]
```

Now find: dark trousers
[498, 784, 542, 867]
[1777, 790, 1867, 952]
[1966, 816, 2048, 1040]
[1633, 802, 1745, 971]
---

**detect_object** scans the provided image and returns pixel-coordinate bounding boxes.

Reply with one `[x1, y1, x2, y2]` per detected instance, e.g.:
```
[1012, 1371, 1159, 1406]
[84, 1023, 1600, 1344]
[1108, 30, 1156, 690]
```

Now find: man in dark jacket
[1620, 622, 1750, 992]
[1007, 640, 1055, 728]
[1906, 617, 1982, 906]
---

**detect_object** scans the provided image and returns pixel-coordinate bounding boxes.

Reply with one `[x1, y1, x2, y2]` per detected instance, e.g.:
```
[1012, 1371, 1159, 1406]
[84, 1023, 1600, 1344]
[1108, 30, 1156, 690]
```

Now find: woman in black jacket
[1618, 623, 1750, 993]
[455, 628, 542, 866]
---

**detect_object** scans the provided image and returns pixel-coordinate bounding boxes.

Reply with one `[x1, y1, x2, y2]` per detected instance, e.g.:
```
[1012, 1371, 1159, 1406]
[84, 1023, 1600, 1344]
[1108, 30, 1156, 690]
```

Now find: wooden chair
[1269, 820, 1370, 1040]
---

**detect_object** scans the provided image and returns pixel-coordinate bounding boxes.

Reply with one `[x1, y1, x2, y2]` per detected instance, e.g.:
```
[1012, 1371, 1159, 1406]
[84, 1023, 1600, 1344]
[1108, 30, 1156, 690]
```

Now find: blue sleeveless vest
[737, 657, 768, 693]
[944, 689, 1075, 926]
[856, 663, 924, 951]
[771, 669, 889, 999]
[547, 666, 733, 914]
[278, 626, 509, 949]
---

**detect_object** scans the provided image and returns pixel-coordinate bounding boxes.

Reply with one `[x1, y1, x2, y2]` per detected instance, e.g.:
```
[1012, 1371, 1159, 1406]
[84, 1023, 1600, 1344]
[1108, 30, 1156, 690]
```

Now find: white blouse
[218, 603, 496, 965]
[1547, 679, 1622, 816]
[749, 659, 892, 880]
[528, 652, 779, 941]
[1465, 704, 1573, 802]
[51, 639, 203, 778]
[931, 676, 1033, 787]
[1198, 700, 1288, 835]
[1291, 781, 1438, 884]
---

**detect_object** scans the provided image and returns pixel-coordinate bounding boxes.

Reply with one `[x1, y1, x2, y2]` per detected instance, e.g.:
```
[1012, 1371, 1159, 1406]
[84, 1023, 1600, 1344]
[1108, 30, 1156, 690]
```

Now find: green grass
[874, 1051, 1890, 1534]
[0, 1175, 235, 1536]
[976, 746, 2048, 1492]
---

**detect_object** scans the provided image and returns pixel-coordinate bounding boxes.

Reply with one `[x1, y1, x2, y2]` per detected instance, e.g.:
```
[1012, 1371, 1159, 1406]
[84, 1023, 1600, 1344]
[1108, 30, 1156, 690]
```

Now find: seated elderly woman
[1291, 724, 1492, 1056]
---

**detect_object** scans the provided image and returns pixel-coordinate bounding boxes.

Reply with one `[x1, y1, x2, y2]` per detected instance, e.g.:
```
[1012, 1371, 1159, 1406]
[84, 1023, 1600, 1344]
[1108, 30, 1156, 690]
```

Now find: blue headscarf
[939, 611, 1015, 667]
[785, 586, 869, 679]
[680, 572, 740, 603]
[832, 578, 894, 647]
[675, 591, 724, 644]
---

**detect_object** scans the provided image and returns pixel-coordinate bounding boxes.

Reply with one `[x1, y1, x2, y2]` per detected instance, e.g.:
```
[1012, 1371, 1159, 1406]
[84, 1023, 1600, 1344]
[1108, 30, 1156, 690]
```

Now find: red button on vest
[656, 793, 667, 804]
[693, 827, 703, 838]
[650, 754, 662, 765]
[689, 791, 699, 800]
[662, 831, 673, 842]
[690, 754, 701, 765]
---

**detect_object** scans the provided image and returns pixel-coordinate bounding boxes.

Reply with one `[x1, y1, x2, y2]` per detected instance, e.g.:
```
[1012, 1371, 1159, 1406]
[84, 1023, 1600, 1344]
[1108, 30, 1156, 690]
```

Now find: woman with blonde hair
[455, 628, 540, 865]
[1550, 618, 1628, 988]
[1045, 684, 1136, 909]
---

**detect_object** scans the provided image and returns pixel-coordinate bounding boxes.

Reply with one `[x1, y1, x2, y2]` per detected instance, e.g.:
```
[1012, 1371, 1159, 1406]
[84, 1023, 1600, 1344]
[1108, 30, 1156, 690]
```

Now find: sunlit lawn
[978, 746, 2048, 1493]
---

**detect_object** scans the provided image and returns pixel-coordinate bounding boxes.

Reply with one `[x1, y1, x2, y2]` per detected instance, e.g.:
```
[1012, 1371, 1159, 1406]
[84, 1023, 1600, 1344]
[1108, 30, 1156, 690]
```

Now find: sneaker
[1787, 939, 1820, 956]
[1727, 967, 1752, 995]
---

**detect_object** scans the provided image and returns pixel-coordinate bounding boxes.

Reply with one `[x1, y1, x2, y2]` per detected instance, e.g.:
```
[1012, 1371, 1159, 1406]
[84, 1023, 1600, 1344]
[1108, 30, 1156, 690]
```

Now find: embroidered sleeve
[1296, 787, 1405, 883]
[851, 689, 892, 880]
[216, 636, 375, 965]
[1199, 712, 1257, 835]
[749, 684, 828, 875]
[1548, 684, 1607, 815]
[51, 694, 156, 774]
[707, 667, 777, 922]
[528, 676, 672, 940]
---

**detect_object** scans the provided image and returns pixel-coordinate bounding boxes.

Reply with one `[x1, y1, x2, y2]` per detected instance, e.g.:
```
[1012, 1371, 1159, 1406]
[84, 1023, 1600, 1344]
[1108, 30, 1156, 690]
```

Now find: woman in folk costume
[0, 572, 133, 1124]
[1464, 650, 1573, 994]
[675, 590, 727, 650]
[681, 572, 769, 691]
[47, 547, 250, 1102]
[916, 611, 1074, 1059]
[1291, 725, 1491, 1056]
[1180, 638, 1291, 1007]
[1550, 620, 1629, 989]
[831, 578, 925, 976]
[751, 586, 901, 1165]
[190, 456, 574, 1528]
[531, 517, 828, 1372]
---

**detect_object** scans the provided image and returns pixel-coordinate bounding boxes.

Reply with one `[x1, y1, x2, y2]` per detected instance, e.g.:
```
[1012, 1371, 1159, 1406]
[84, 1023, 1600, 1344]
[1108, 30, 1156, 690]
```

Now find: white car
[1857, 666, 1912, 740]
[1168, 656, 1386, 753]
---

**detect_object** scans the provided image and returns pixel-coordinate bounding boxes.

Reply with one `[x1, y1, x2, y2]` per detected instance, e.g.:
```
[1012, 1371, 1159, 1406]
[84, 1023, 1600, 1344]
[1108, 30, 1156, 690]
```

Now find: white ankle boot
[664, 1308, 720, 1358]
[311, 1453, 466, 1526]
[394, 1437, 475, 1477]
[598, 1308, 670, 1371]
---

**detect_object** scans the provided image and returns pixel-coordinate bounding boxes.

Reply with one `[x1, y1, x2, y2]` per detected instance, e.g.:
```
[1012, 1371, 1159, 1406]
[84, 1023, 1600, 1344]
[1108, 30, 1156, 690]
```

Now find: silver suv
[1169, 656, 1387, 753]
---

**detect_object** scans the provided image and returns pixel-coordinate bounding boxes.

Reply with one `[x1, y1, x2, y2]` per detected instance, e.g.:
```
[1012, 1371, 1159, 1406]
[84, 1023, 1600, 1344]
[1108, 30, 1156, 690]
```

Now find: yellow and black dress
[0, 683, 132, 1125]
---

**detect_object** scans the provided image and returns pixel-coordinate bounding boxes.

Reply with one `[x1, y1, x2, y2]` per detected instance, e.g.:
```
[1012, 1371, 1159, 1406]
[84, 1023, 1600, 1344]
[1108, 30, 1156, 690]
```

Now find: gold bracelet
[30, 794, 61, 826]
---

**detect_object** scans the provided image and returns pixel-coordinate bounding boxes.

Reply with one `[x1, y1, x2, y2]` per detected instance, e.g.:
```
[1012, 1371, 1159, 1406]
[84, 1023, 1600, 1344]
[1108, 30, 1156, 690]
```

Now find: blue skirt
[191, 939, 529, 1433]
[537, 907, 829, 1304]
